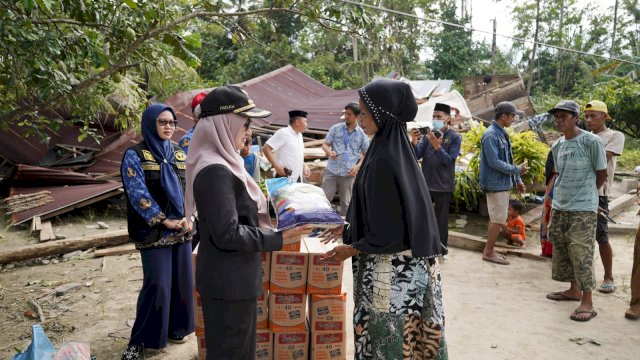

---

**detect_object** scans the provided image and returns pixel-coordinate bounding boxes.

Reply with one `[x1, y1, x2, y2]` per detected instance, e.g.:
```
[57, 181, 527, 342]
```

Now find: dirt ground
[1, 196, 639, 359]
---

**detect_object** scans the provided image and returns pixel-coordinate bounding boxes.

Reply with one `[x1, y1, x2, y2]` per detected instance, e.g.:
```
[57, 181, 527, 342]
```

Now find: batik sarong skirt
[353, 251, 448, 359]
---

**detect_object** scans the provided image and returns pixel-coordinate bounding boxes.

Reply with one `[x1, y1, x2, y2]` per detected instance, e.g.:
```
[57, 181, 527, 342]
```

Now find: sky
[468, 0, 617, 51]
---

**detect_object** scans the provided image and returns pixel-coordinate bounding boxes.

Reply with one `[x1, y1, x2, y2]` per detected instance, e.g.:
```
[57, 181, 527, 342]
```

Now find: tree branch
[1, 7, 306, 124]
[31, 18, 106, 28]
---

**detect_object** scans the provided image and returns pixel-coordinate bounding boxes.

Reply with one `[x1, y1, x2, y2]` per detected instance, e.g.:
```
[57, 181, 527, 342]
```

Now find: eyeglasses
[157, 119, 178, 127]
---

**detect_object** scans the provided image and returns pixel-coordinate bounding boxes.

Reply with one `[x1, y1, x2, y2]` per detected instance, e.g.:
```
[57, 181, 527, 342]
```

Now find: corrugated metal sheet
[12, 164, 110, 187]
[0, 120, 122, 166]
[9, 182, 122, 225]
[164, 65, 356, 131]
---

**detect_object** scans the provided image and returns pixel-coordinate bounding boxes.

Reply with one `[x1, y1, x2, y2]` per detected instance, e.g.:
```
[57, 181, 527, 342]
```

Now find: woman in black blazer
[184, 85, 310, 359]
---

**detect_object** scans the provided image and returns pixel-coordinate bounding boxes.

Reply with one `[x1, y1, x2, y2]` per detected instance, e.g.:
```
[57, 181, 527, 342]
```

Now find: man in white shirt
[263, 110, 310, 182]
[585, 100, 625, 294]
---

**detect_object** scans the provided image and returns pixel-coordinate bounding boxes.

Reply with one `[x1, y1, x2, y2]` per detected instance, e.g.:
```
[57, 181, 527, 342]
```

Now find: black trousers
[201, 296, 257, 360]
[430, 191, 452, 248]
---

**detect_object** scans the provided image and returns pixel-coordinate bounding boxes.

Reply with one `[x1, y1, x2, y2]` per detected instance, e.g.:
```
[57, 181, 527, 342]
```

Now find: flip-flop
[570, 309, 597, 322]
[482, 255, 510, 265]
[546, 292, 581, 301]
[598, 283, 616, 294]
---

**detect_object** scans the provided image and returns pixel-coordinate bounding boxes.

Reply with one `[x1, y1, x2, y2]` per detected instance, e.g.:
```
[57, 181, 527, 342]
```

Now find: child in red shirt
[500, 200, 526, 246]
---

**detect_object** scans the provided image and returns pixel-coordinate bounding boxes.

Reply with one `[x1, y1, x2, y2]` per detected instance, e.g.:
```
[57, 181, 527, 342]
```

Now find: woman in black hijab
[321, 79, 448, 359]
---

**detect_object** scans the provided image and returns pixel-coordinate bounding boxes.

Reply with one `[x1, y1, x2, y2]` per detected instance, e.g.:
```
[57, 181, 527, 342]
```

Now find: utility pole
[526, 0, 541, 96]
[611, 0, 619, 57]
[491, 18, 497, 71]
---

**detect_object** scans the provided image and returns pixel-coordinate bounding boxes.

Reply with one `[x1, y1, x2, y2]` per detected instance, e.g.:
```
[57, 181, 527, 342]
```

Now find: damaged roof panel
[9, 182, 123, 225]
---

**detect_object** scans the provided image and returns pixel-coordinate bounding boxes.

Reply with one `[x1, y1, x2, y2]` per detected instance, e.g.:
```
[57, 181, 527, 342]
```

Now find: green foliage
[618, 148, 640, 170]
[578, 76, 640, 138]
[453, 169, 480, 212]
[453, 123, 549, 210]
[0, 0, 208, 142]
[426, 1, 489, 80]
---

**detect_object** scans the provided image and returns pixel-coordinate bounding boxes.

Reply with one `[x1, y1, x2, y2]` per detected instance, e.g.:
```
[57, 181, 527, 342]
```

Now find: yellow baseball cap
[584, 100, 611, 119]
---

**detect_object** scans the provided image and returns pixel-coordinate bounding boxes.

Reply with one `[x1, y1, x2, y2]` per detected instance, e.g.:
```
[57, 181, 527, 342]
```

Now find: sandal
[570, 309, 597, 322]
[598, 282, 616, 294]
[546, 292, 580, 301]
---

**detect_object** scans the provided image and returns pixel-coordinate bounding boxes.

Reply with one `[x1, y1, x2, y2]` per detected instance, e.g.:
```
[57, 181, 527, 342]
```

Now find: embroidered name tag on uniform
[142, 164, 160, 171]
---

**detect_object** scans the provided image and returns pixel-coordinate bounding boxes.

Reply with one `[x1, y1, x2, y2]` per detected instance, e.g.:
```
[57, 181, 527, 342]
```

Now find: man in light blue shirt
[545, 100, 607, 322]
[321, 103, 369, 215]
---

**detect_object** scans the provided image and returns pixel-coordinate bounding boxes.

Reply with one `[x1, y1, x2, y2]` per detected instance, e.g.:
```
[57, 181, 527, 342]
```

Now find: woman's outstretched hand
[320, 245, 359, 262]
[319, 225, 344, 244]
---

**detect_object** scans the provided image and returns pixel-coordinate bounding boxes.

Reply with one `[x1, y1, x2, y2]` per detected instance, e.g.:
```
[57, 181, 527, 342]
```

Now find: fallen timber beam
[0, 229, 129, 265]
[448, 230, 547, 262]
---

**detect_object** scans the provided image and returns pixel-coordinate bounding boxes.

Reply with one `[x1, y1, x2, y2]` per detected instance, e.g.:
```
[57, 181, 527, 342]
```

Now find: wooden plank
[304, 139, 326, 148]
[608, 194, 636, 218]
[39, 221, 55, 242]
[31, 216, 41, 233]
[94, 244, 137, 257]
[608, 222, 639, 235]
[521, 204, 544, 226]
[447, 230, 547, 261]
[0, 229, 129, 265]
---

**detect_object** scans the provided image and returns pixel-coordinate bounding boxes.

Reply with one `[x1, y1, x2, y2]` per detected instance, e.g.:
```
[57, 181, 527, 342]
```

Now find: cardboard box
[303, 239, 343, 294]
[281, 234, 302, 252]
[261, 252, 271, 291]
[310, 294, 346, 332]
[256, 329, 273, 360]
[310, 331, 346, 360]
[273, 330, 309, 360]
[257, 291, 268, 329]
[196, 334, 206, 360]
[270, 252, 308, 294]
[269, 293, 307, 332]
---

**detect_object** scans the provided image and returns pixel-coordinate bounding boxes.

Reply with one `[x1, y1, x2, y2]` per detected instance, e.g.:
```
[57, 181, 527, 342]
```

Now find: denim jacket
[479, 121, 522, 192]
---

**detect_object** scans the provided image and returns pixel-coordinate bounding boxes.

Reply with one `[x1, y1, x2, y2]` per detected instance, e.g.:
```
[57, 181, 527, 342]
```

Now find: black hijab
[345, 79, 445, 258]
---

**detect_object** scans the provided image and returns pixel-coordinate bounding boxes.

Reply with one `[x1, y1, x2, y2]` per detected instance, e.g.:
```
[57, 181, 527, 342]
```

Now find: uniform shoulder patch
[174, 150, 186, 161]
[141, 150, 155, 161]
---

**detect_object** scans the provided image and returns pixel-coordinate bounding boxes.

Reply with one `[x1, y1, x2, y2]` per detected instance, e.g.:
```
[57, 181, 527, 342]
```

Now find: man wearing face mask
[412, 103, 462, 253]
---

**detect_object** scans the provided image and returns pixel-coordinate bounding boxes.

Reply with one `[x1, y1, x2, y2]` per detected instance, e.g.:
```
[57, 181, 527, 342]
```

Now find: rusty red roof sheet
[9, 182, 122, 225]
[0, 120, 123, 166]
[164, 65, 356, 131]
[11, 164, 110, 187]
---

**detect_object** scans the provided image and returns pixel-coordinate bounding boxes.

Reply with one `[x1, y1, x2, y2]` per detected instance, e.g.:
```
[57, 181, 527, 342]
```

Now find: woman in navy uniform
[120, 103, 194, 360]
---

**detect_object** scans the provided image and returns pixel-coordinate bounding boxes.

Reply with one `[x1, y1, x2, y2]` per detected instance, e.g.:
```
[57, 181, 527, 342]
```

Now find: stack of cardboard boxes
[193, 233, 348, 360]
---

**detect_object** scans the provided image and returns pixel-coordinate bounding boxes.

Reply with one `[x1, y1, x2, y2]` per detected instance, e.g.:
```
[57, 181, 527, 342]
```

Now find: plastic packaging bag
[53, 342, 91, 360]
[12, 324, 56, 360]
[266, 178, 345, 231]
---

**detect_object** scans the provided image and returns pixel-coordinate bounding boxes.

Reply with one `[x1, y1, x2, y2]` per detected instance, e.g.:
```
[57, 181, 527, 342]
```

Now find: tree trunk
[555, 0, 565, 90]
[0, 230, 129, 265]
[526, 0, 541, 95]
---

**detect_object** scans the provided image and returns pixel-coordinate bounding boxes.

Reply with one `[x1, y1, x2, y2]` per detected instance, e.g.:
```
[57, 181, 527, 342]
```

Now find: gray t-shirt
[551, 130, 606, 212]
